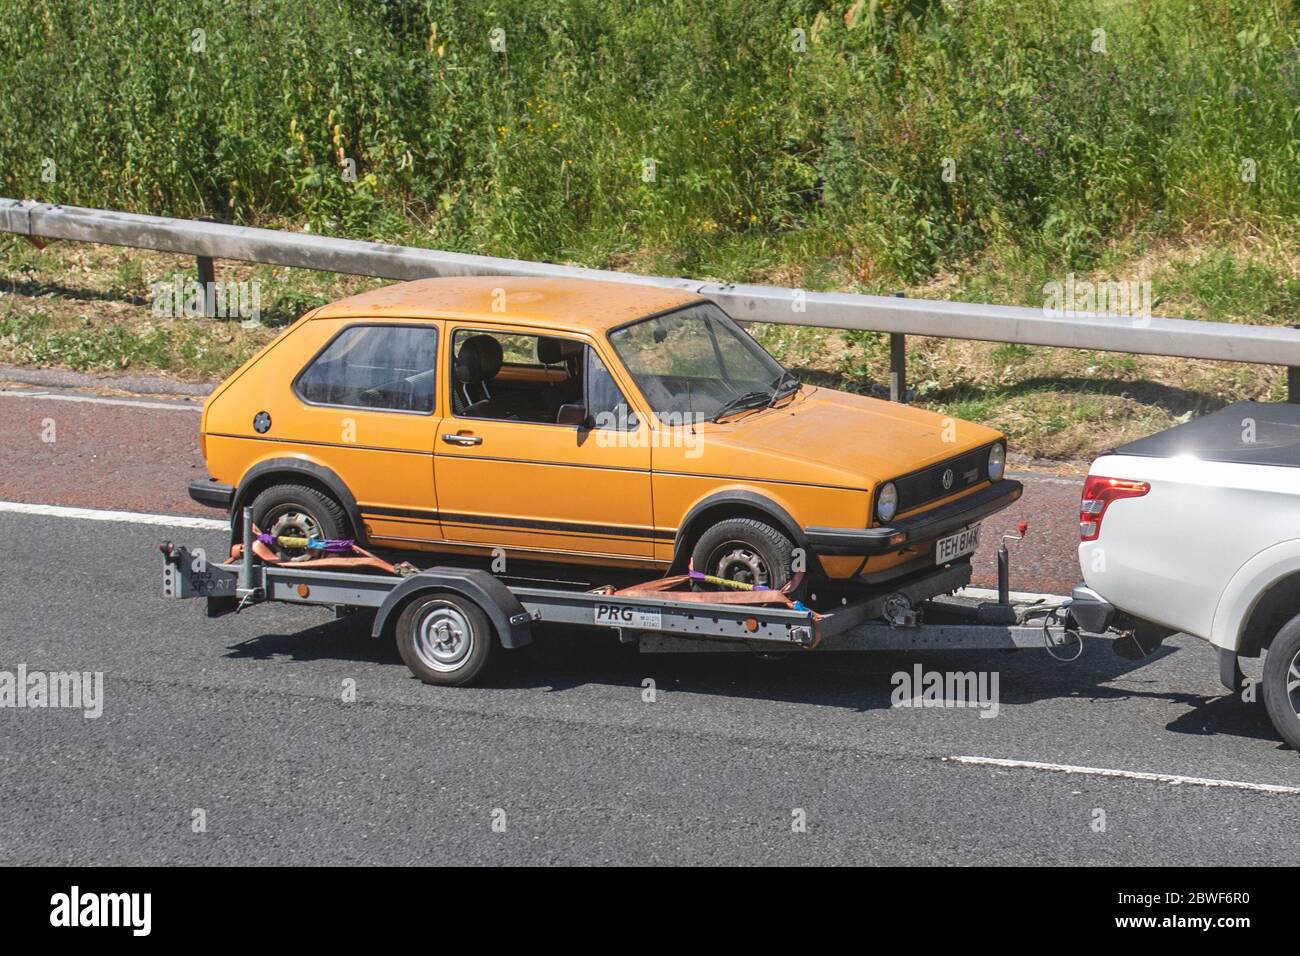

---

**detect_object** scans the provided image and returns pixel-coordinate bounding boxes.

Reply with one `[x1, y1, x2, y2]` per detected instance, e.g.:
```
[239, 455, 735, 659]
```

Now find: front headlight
[876, 481, 899, 522]
[987, 442, 1006, 481]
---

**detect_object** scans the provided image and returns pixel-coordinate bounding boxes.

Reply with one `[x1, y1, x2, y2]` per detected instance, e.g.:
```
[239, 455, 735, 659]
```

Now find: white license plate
[935, 525, 980, 564]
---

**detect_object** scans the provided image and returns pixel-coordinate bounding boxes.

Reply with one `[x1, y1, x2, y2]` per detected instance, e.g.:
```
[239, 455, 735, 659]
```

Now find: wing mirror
[557, 403, 590, 427]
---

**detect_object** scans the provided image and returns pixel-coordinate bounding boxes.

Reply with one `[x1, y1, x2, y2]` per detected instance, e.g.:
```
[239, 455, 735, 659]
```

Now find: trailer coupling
[1061, 583, 1171, 662]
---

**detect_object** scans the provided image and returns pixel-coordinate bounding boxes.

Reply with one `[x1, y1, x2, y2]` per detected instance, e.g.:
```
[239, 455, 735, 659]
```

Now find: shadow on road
[222, 611, 401, 667]
[1163, 691, 1286, 745]
[218, 616, 1288, 746]
[221, 616, 1245, 711]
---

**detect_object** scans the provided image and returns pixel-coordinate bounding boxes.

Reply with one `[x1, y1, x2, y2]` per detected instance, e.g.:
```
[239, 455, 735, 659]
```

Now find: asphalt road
[2, 384, 1299, 865]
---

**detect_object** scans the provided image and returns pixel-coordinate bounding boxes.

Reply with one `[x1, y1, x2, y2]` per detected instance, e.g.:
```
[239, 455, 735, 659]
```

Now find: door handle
[442, 433, 483, 446]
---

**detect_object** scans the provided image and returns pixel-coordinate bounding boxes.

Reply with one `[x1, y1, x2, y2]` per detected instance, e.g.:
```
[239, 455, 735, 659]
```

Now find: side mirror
[557, 403, 589, 427]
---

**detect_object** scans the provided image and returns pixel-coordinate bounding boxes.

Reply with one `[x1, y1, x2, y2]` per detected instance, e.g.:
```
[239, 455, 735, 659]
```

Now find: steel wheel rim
[267, 507, 322, 546]
[708, 541, 771, 587]
[413, 602, 474, 673]
[1288, 647, 1300, 721]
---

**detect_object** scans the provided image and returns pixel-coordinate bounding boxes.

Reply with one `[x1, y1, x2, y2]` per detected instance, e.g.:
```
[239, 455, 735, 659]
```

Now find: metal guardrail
[3, 198, 1298, 401]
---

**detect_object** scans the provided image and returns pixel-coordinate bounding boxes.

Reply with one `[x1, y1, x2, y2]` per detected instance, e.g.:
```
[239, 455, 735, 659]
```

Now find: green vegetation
[1, 0, 1298, 461]
[0, 301, 268, 377]
[3, 0, 1298, 278]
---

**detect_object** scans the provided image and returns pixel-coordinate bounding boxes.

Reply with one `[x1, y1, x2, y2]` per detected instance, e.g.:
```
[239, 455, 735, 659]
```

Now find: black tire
[690, 516, 797, 590]
[395, 592, 494, 686]
[249, 482, 349, 558]
[1262, 614, 1300, 752]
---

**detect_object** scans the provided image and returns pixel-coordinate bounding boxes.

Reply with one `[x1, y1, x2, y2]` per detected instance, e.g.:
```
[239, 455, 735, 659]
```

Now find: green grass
[1154, 254, 1300, 323]
[0, 302, 269, 377]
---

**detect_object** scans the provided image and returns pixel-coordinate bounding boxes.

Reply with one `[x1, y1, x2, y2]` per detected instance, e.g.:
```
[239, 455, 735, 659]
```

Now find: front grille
[893, 446, 990, 514]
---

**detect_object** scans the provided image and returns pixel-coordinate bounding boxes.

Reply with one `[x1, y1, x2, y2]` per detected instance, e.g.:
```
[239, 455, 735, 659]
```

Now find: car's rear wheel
[690, 517, 796, 591]
[248, 482, 349, 559]
[395, 592, 495, 686]
[1262, 614, 1300, 751]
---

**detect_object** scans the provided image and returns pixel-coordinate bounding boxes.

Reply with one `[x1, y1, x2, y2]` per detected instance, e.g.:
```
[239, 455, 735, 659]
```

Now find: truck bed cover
[1114, 401, 1300, 467]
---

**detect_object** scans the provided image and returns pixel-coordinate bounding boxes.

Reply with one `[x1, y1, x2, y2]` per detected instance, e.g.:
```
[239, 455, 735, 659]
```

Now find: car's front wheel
[690, 516, 797, 591]
[1262, 613, 1300, 752]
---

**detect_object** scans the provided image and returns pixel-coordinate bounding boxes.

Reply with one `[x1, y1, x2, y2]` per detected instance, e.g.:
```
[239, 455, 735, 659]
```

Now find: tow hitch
[1062, 583, 1169, 661]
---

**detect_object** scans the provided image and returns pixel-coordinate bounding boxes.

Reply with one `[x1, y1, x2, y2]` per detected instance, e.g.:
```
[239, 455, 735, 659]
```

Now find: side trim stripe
[360, 504, 676, 540]
[211, 433, 434, 457]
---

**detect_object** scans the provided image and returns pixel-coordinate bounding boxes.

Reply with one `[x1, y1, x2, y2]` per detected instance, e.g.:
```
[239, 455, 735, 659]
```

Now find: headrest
[536, 336, 583, 365]
[455, 334, 503, 385]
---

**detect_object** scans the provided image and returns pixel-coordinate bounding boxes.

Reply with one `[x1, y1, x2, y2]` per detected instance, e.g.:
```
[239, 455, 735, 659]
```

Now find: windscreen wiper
[711, 389, 773, 422]
[769, 370, 801, 404]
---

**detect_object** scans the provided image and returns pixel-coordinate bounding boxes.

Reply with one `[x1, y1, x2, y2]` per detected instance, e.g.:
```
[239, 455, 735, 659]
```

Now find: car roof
[311, 275, 706, 335]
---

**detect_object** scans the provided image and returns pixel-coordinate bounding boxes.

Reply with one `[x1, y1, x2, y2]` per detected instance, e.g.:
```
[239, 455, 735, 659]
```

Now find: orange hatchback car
[190, 276, 1021, 590]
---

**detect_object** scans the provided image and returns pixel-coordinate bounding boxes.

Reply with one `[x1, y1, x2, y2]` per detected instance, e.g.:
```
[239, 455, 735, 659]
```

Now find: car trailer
[160, 510, 1112, 685]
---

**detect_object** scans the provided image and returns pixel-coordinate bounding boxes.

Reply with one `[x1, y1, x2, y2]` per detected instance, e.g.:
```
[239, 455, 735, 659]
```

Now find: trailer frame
[159, 509, 1097, 684]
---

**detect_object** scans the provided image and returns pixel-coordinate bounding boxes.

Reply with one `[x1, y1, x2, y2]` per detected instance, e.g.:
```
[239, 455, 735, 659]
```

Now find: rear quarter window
[295, 323, 439, 413]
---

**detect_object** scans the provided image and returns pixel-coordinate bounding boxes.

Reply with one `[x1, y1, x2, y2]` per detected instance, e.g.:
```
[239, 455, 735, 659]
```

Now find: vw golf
[189, 276, 1021, 593]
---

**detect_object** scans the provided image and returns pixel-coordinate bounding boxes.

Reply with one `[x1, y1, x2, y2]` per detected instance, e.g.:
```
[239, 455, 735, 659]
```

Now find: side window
[587, 349, 635, 431]
[452, 328, 588, 425]
[296, 324, 439, 413]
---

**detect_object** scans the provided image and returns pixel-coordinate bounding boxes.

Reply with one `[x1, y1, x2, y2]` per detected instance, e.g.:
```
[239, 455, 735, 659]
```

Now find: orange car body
[192, 276, 1021, 582]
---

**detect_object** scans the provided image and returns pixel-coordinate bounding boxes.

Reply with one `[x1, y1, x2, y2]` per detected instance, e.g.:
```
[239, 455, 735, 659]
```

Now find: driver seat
[454, 335, 505, 416]
[537, 336, 583, 419]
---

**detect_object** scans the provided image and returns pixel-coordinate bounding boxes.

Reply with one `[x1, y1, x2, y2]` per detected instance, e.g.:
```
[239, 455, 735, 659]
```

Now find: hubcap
[1288, 648, 1300, 721]
[267, 508, 323, 556]
[709, 542, 771, 587]
[413, 603, 474, 673]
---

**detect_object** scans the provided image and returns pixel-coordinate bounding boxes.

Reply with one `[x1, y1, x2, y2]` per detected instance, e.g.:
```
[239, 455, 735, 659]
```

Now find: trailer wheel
[1262, 614, 1300, 751]
[395, 592, 494, 686]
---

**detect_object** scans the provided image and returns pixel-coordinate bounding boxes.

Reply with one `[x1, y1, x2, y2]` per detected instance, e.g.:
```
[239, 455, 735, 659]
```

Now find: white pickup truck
[1071, 401, 1300, 750]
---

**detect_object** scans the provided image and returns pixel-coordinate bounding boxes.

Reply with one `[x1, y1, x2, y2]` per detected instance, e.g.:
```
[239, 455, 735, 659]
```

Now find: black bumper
[805, 479, 1023, 556]
[188, 478, 235, 510]
[1067, 583, 1116, 633]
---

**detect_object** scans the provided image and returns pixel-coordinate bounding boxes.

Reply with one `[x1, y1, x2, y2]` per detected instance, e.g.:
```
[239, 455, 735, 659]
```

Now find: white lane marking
[0, 500, 226, 530]
[945, 755, 1300, 795]
[0, 388, 202, 411]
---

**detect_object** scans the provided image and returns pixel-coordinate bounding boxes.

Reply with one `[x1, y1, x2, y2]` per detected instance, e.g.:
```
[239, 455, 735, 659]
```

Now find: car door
[289, 317, 445, 546]
[434, 324, 655, 560]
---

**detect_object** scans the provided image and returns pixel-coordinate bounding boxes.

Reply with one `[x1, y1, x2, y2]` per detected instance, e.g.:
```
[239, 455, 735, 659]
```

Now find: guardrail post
[889, 334, 906, 403]
[889, 292, 907, 403]
[1289, 326, 1300, 404]
[195, 216, 216, 318]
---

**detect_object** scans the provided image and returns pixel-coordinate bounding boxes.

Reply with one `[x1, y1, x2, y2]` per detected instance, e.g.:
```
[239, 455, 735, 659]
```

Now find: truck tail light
[1080, 475, 1149, 541]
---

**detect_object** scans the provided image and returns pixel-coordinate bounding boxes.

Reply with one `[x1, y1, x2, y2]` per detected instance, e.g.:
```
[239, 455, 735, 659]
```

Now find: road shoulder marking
[946, 755, 1300, 795]
[0, 500, 226, 530]
[0, 388, 202, 411]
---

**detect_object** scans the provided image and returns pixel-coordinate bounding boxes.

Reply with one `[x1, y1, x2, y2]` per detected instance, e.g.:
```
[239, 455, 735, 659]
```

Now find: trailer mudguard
[372, 567, 534, 648]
